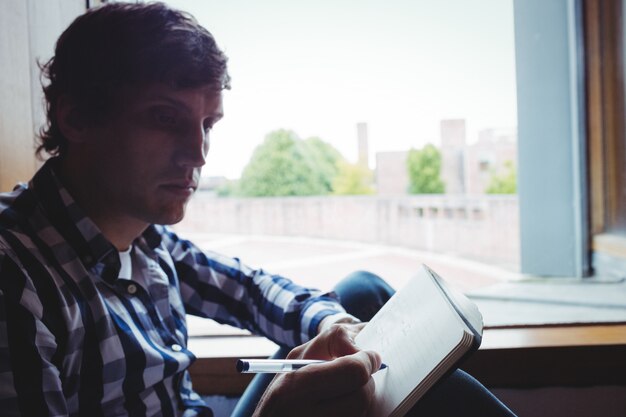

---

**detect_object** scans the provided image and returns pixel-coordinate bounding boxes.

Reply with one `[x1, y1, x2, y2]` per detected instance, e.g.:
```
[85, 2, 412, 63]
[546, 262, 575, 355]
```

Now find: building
[356, 122, 370, 169]
[465, 128, 517, 194]
[440, 119, 467, 194]
[375, 151, 410, 195]
[375, 119, 517, 196]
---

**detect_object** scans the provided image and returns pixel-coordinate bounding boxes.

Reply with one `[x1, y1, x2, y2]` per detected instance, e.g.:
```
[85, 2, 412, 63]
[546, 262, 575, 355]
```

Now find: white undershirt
[118, 246, 133, 280]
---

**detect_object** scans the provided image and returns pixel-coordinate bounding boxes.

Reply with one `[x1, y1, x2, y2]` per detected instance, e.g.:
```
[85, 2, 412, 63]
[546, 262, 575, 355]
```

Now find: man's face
[79, 83, 223, 227]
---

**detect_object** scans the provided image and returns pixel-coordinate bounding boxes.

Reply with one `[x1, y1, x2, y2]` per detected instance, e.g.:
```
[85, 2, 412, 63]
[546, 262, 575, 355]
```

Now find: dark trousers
[229, 271, 517, 417]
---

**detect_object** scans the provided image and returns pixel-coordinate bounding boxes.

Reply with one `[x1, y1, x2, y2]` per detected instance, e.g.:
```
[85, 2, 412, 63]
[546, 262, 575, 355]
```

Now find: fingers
[289, 323, 368, 360]
[253, 351, 380, 417]
[341, 322, 367, 346]
[292, 350, 382, 399]
[327, 323, 361, 358]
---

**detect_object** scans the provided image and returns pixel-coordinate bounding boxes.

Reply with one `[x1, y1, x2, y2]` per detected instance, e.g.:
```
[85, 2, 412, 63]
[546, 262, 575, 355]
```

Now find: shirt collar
[31, 158, 163, 284]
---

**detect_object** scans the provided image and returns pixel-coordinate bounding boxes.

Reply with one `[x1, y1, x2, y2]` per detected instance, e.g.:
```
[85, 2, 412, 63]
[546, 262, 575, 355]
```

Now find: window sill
[187, 323, 626, 395]
[463, 324, 626, 387]
[593, 233, 626, 259]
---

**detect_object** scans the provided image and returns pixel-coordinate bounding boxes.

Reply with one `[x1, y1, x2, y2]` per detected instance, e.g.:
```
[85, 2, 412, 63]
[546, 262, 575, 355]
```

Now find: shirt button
[171, 344, 183, 352]
[127, 284, 137, 295]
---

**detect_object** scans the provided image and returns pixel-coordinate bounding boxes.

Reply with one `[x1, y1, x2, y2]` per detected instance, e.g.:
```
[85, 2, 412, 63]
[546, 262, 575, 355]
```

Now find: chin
[161, 211, 186, 226]
[147, 203, 187, 226]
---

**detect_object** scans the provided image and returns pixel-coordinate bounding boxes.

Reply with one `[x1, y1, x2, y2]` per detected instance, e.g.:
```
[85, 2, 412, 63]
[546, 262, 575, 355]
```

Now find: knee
[336, 271, 394, 296]
[333, 271, 395, 321]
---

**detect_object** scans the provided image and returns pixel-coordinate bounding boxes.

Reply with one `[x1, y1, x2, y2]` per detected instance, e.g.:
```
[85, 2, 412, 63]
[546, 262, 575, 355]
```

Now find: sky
[164, 0, 517, 179]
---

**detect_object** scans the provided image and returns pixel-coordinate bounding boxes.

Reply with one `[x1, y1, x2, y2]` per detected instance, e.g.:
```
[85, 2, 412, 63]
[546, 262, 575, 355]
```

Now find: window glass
[165, 0, 519, 293]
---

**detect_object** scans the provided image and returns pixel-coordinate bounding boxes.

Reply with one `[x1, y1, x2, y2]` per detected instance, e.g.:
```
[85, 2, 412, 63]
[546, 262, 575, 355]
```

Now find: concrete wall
[179, 194, 520, 268]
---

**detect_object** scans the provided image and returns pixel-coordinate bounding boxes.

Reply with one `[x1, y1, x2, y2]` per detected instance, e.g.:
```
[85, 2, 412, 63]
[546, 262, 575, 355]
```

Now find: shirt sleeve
[0, 252, 68, 417]
[158, 227, 347, 347]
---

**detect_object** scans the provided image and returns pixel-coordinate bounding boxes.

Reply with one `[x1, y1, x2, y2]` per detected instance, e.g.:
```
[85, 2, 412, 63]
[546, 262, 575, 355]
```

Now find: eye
[157, 113, 176, 126]
[151, 107, 178, 128]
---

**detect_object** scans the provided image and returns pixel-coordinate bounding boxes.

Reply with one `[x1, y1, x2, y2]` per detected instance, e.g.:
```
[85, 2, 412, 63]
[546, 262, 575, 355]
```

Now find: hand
[252, 323, 381, 417]
[296, 322, 366, 359]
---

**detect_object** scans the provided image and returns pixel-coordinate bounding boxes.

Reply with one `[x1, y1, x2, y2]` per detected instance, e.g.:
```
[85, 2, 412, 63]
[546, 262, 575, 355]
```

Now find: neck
[57, 155, 147, 251]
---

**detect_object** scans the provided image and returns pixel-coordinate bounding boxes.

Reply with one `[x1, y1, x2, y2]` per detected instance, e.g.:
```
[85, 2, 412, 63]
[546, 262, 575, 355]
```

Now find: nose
[176, 126, 209, 168]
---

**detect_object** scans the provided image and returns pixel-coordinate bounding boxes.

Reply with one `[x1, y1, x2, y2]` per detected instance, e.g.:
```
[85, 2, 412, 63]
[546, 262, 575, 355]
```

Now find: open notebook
[355, 264, 483, 417]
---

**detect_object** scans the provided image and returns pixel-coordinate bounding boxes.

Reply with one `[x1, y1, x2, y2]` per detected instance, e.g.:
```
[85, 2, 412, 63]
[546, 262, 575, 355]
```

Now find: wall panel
[0, 0, 83, 192]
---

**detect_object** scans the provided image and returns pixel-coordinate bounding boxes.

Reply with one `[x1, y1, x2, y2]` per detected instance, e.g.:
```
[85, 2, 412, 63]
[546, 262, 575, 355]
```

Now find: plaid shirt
[0, 159, 346, 417]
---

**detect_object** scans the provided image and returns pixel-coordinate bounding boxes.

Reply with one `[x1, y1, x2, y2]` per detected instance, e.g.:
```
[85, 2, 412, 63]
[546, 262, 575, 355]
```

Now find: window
[162, 0, 626, 332]
[166, 0, 520, 293]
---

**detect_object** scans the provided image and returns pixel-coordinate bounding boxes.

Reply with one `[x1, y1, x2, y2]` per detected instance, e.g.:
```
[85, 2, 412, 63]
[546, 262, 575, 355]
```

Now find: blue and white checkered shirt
[0, 159, 346, 416]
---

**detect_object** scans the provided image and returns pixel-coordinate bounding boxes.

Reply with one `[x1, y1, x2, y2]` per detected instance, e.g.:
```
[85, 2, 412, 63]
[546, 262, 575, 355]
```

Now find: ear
[56, 95, 90, 143]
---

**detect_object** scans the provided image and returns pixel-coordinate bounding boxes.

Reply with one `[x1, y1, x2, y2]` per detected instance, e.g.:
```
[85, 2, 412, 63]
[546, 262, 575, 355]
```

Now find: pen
[236, 359, 388, 373]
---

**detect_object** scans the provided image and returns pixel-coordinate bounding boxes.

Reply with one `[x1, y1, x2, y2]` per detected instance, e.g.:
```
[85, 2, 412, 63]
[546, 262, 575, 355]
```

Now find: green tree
[332, 161, 375, 195]
[406, 144, 445, 194]
[216, 179, 238, 197]
[237, 130, 343, 197]
[485, 160, 517, 194]
[304, 136, 343, 193]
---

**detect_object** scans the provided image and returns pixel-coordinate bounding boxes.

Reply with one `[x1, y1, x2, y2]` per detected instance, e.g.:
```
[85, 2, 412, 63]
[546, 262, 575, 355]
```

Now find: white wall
[0, 0, 84, 191]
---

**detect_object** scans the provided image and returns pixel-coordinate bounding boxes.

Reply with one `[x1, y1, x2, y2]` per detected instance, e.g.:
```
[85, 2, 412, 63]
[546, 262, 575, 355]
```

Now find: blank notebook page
[355, 269, 469, 417]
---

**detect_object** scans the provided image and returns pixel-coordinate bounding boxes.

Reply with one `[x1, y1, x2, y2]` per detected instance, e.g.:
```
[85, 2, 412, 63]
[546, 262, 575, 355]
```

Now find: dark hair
[38, 1, 231, 158]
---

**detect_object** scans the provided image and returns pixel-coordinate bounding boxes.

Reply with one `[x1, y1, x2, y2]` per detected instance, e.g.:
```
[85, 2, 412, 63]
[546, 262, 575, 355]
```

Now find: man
[0, 3, 515, 416]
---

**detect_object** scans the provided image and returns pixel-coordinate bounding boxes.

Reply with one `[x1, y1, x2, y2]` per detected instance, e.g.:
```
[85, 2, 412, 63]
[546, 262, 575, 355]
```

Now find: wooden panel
[0, 0, 36, 192]
[0, 0, 84, 192]
[592, 233, 626, 258]
[188, 335, 277, 395]
[585, 0, 626, 273]
[586, 0, 626, 235]
[481, 324, 626, 349]
[464, 344, 626, 388]
[585, 0, 606, 235]
[189, 357, 255, 396]
[26, 0, 84, 167]
[464, 324, 626, 387]
[602, 1, 626, 232]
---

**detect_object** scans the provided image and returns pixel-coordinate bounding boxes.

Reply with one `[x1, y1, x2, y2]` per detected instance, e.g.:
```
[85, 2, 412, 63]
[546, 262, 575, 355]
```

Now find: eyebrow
[147, 94, 223, 119]
[145, 94, 188, 109]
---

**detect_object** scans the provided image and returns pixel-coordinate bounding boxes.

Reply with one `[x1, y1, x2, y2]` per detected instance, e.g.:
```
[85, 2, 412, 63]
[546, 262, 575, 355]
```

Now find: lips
[165, 181, 197, 189]
[160, 180, 198, 197]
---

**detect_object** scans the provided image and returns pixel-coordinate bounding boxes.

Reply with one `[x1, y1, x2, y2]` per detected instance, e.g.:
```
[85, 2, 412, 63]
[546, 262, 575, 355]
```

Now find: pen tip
[380, 363, 388, 370]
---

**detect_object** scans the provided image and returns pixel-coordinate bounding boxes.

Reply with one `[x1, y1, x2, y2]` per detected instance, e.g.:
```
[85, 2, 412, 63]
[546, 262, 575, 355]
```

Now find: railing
[178, 194, 520, 268]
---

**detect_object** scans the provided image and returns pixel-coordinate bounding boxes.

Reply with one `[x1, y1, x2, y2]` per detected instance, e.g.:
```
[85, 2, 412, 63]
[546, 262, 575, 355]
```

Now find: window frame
[514, 0, 590, 278]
